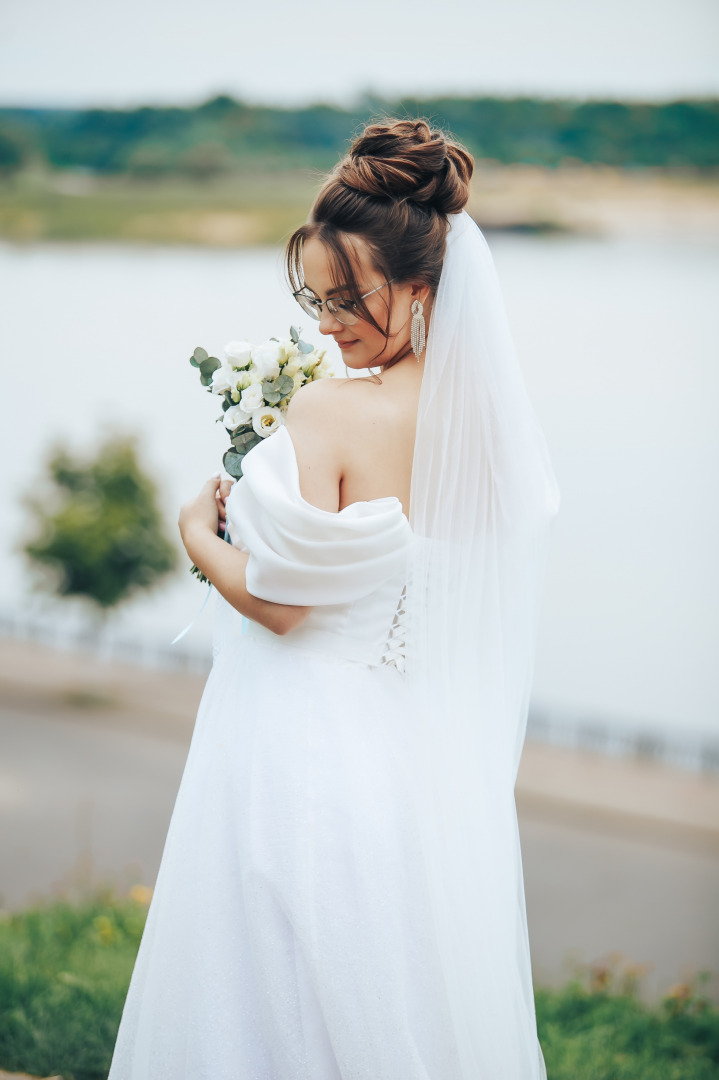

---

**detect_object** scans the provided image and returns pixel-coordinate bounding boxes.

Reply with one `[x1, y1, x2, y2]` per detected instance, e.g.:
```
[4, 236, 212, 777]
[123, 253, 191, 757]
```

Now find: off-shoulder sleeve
[224, 426, 412, 606]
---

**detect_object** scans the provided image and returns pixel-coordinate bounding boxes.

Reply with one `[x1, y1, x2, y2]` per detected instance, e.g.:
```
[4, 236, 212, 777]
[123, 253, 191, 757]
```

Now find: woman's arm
[178, 476, 312, 636]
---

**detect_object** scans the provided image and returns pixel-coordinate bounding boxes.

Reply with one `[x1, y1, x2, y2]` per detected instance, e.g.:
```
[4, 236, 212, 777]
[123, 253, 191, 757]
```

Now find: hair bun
[336, 118, 473, 216]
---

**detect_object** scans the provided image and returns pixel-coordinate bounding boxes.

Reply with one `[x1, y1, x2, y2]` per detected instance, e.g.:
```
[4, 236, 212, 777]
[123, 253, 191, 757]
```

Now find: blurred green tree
[0, 126, 27, 177]
[4, 95, 717, 174]
[22, 436, 178, 612]
[176, 140, 234, 181]
[125, 141, 176, 179]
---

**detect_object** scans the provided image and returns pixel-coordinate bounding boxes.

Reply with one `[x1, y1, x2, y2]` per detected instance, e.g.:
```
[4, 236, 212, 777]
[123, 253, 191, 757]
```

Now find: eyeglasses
[292, 280, 392, 326]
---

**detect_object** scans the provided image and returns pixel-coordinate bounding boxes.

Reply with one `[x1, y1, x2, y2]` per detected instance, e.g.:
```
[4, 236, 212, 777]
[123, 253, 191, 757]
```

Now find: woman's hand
[178, 475, 221, 551]
[178, 475, 237, 557]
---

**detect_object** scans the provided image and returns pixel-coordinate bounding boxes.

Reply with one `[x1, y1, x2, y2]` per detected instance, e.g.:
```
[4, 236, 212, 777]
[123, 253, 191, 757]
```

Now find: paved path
[2, 637, 718, 1001]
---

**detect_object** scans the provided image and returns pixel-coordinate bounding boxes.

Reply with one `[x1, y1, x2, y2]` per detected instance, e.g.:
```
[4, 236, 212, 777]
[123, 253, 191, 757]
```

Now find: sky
[1, 0, 718, 109]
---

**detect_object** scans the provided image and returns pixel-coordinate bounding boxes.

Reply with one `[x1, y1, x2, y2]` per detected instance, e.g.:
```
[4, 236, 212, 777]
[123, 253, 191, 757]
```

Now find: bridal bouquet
[187, 326, 333, 583]
[190, 325, 332, 481]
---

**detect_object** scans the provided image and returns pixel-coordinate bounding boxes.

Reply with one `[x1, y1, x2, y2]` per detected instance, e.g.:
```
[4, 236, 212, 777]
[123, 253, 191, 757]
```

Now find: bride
[109, 119, 559, 1079]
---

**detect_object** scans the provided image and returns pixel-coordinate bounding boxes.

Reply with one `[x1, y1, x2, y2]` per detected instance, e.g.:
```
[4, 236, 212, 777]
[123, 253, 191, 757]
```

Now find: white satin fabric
[109, 425, 466, 1079]
[233, 424, 412, 649]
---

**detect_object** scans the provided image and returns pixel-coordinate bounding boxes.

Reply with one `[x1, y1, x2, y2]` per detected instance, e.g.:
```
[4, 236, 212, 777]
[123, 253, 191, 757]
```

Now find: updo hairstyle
[286, 118, 474, 366]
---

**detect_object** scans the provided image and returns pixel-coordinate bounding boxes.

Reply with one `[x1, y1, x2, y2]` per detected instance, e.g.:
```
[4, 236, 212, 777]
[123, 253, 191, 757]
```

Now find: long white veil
[405, 210, 560, 1078]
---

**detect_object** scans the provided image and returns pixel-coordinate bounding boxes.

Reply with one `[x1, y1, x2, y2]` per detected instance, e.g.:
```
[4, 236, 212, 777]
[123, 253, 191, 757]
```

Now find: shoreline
[1, 165, 718, 245]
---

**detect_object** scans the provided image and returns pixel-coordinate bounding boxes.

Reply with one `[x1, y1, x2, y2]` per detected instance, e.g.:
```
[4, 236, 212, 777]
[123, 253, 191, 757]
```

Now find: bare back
[284, 360, 423, 521]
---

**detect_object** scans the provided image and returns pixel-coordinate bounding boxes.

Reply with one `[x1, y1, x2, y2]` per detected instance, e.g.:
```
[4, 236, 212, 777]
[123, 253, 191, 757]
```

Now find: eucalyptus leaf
[290, 325, 300, 343]
[199, 356, 220, 377]
[221, 398, 231, 411]
[298, 341, 314, 354]
[232, 431, 257, 449]
[193, 346, 208, 363]
[189, 354, 200, 368]
[200, 372, 213, 387]
[222, 450, 245, 479]
[264, 391, 281, 405]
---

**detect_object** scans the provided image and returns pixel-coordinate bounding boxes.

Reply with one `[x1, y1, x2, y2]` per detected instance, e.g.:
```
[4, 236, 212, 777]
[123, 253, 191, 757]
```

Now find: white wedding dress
[108, 424, 464, 1079]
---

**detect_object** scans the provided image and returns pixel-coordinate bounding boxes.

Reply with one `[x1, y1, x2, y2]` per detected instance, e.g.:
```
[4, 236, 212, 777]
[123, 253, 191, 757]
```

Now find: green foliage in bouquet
[186, 326, 332, 584]
[189, 325, 331, 482]
[22, 436, 177, 611]
[189, 344, 221, 385]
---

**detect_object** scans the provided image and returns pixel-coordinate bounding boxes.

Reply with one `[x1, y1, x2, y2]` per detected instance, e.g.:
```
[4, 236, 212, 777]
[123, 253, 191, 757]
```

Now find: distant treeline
[0, 94, 717, 177]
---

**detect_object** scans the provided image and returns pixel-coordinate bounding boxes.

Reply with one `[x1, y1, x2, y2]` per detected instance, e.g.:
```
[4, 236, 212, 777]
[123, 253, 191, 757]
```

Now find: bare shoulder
[284, 375, 349, 425]
[287, 375, 391, 448]
[282, 380, 348, 512]
[285, 370, 419, 511]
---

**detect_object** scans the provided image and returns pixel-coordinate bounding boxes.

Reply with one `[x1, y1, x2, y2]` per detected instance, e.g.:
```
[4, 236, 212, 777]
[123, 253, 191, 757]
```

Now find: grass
[0, 889, 150, 1080]
[0, 169, 316, 247]
[536, 970, 719, 1079]
[0, 892, 717, 1079]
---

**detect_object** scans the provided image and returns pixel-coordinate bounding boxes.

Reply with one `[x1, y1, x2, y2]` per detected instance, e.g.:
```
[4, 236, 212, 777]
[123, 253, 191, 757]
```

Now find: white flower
[291, 370, 306, 392]
[224, 404, 252, 431]
[252, 405, 283, 438]
[302, 349, 324, 378]
[283, 354, 304, 378]
[210, 364, 235, 394]
[251, 341, 282, 380]
[240, 383, 265, 412]
[278, 342, 299, 367]
[224, 340, 253, 369]
[311, 357, 334, 381]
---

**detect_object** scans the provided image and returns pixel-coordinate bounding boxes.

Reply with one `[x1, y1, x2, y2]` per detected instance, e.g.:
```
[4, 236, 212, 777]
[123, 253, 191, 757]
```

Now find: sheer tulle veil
[404, 210, 560, 1078]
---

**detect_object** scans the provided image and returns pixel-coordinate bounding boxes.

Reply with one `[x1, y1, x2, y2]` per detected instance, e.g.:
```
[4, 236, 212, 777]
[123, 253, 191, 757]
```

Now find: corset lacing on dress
[380, 584, 407, 674]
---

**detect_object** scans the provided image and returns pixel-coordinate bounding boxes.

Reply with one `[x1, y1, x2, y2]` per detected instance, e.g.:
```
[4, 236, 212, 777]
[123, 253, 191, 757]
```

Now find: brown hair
[286, 118, 474, 369]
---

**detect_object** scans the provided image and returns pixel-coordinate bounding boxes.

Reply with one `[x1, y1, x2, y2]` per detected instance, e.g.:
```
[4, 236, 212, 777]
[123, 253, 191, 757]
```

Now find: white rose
[251, 341, 282, 380]
[240, 383, 265, 413]
[210, 364, 234, 394]
[224, 404, 252, 431]
[224, 340, 253, 369]
[252, 405, 284, 438]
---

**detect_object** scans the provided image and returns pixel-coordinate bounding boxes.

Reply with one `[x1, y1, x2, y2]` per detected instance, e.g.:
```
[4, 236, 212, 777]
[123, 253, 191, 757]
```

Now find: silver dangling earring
[410, 299, 426, 361]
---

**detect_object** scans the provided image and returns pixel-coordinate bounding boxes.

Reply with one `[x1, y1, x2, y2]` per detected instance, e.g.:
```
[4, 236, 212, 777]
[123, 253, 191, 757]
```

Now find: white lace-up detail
[381, 585, 407, 673]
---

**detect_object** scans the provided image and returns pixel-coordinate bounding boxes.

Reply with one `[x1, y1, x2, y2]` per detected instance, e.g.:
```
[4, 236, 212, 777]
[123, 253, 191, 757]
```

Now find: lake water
[1, 234, 717, 744]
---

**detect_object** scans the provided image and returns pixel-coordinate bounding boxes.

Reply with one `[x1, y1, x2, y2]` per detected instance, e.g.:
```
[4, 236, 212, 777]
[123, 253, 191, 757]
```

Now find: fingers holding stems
[179, 473, 234, 546]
